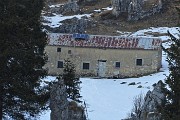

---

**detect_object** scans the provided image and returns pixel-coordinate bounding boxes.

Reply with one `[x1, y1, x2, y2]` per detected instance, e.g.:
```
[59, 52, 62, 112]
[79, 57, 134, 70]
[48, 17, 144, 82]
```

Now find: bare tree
[132, 93, 144, 119]
[127, 93, 144, 120]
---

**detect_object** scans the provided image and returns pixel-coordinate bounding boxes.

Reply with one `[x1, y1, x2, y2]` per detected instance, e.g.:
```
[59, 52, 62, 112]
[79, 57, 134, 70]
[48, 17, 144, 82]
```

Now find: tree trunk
[0, 86, 3, 120]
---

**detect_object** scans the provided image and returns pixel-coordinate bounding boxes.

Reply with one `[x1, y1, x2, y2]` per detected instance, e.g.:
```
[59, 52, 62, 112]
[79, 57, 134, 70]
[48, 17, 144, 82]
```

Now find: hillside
[81, 0, 179, 35]
[45, 0, 179, 35]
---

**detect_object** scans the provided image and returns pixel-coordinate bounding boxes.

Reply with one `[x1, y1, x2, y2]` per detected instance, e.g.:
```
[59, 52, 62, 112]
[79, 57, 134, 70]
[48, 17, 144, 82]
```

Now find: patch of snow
[130, 27, 179, 39]
[94, 9, 101, 13]
[49, 4, 64, 8]
[43, 14, 91, 28]
[116, 31, 132, 37]
[39, 110, 51, 120]
[102, 7, 113, 11]
[117, 27, 179, 41]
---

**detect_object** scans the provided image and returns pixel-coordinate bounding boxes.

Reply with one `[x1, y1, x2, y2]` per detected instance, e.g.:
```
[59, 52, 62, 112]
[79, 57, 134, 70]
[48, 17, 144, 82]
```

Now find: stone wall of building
[45, 45, 161, 77]
[45, 33, 162, 77]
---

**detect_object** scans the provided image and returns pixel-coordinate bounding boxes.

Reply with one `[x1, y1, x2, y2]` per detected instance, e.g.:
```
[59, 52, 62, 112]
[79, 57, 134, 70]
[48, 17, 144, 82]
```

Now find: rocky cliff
[50, 79, 86, 120]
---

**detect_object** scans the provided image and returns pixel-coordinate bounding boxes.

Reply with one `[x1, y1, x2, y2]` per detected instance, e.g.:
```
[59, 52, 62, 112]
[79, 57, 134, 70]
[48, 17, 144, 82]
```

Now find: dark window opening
[136, 59, 143, 66]
[83, 63, 90, 70]
[57, 48, 61, 52]
[57, 61, 63, 68]
[115, 62, 121, 68]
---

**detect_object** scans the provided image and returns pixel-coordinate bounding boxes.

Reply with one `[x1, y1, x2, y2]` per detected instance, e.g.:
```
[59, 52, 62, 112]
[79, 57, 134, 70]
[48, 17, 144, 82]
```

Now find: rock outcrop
[50, 79, 69, 120]
[62, 1, 79, 14]
[140, 80, 166, 120]
[45, 0, 79, 15]
[125, 80, 166, 120]
[44, 16, 93, 33]
[111, 0, 163, 21]
[50, 79, 86, 120]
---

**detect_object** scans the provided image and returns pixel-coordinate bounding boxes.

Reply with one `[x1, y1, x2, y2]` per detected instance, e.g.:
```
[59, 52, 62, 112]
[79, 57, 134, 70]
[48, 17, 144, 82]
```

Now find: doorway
[98, 60, 107, 77]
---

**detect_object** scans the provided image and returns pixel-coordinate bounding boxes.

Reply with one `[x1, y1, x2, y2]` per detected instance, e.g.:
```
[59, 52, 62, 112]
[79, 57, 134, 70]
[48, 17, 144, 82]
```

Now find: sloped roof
[48, 33, 162, 50]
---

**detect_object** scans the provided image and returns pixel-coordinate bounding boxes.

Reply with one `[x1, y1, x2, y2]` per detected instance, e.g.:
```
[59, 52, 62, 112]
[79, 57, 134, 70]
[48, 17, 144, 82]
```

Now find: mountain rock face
[45, 0, 79, 15]
[50, 79, 86, 120]
[44, 16, 94, 33]
[140, 80, 166, 120]
[62, 1, 79, 14]
[59, 16, 93, 33]
[111, 0, 162, 21]
[50, 79, 69, 120]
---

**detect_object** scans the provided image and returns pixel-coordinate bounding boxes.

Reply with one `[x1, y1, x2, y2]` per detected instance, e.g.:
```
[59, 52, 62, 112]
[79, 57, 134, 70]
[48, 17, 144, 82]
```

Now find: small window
[57, 61, 63, 68]
[115, 62, 120, 68]
[57, 48, 61, 52]
[83, 63, 90, 70]
[68, 50, 72, 54]
[136, 59, 143, 66]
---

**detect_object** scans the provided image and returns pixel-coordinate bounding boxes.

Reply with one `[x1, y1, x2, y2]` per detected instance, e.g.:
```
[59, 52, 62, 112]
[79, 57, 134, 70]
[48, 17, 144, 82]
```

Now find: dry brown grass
[143, 0, 159, 11]
[79, 0, 111, 13]
[85, 0, 179, 35]
[48, 0, 179, 35]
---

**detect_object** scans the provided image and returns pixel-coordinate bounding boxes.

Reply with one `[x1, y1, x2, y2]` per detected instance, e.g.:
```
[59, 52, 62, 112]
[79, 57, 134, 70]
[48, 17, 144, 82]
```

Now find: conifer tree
[161, 31, 180, 119]
[63, 59, 82, 102]
[160, 4, 180, 119]
[0, 0, 49, 119]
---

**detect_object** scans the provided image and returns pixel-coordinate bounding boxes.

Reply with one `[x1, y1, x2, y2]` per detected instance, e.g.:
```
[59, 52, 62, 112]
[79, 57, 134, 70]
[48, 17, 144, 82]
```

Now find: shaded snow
[102, 7, 113, 11]
[129, 27, 180, 39]
[49, 4, 64, 8]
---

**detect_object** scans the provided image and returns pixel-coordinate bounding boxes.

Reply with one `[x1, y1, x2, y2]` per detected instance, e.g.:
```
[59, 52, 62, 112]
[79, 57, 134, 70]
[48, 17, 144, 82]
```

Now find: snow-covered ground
[39, 30, 179, 120]
[40, 4, 180, 120]
[80, 53, 168, 120]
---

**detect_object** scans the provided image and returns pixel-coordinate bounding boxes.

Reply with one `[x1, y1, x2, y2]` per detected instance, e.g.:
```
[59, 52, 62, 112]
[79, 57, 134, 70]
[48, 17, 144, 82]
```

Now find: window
[136, 59, 143, 66]
[57, 48, 61, 52]
[83, 63, 90, 70]
[115, 62, 120, 68]
[68, 50, 72, 54]
[57, 61, 63, 68]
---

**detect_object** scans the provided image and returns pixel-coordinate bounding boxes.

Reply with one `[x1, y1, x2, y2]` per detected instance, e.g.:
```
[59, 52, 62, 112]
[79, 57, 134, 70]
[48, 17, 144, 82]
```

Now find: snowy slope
[39, 43, 169, 120]
[39, 32, 176, 120]
[80, 55, 168, 120]
[40, 4, 180, 120]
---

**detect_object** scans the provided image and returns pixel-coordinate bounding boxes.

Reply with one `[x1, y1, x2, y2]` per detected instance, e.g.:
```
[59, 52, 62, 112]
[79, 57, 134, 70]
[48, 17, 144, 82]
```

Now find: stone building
[45, 33, 162, 78]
